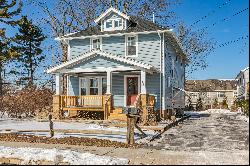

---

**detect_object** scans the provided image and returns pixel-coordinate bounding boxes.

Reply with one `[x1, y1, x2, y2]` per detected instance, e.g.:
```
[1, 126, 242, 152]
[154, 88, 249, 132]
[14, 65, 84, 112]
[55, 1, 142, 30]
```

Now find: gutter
[55, 29, 172, 41]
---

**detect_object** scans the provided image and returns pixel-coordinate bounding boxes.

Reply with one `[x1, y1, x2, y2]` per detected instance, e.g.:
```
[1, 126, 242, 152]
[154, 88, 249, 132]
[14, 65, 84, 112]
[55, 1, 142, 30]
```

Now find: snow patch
[0, 146, 128, 165]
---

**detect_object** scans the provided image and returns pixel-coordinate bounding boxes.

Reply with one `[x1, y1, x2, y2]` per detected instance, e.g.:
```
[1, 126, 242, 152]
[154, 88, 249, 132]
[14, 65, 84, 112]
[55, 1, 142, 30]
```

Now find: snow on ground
[0, 119, 155, 143]
[0, 146, 128, 165]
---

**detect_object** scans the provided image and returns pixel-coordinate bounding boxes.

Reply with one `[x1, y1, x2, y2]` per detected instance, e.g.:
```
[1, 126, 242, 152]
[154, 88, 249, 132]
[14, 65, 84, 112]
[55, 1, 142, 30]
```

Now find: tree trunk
[60, 42, 68, 95]
[0, 62, 2, 97]
[28, 41, 33, 86]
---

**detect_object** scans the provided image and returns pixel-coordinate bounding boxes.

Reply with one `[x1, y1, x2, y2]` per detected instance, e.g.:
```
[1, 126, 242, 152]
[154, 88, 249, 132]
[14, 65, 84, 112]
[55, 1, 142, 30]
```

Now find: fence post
[126, 114, 135, 145]
[49, 114, 54, 138]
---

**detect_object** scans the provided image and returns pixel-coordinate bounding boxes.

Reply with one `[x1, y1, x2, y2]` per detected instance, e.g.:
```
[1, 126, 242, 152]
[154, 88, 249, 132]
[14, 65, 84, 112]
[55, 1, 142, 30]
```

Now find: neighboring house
[47, 7, 186, 120]
[185, 79, 237, 110]
[235, 67, 249, 100]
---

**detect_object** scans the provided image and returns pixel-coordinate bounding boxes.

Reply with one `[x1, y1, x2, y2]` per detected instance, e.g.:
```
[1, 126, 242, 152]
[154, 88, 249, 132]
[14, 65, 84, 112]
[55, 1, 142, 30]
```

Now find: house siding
[69, 39, 90, 59]
[164, 42, 185, 109]
[102, 36, 125, 56]
[136, 33, 161, 69]
[146, 73, 161, 109]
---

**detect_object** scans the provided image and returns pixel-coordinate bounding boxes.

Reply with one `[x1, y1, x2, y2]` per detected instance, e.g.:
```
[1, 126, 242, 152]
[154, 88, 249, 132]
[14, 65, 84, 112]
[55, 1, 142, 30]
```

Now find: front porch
[52, 70, 158, 122]
[48, 50, 161, 121]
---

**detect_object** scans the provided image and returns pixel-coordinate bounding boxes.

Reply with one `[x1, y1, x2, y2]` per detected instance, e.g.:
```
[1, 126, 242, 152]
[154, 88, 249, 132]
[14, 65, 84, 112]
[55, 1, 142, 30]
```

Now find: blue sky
[3, 0, 249, 82]
[173, 0, 249, 79]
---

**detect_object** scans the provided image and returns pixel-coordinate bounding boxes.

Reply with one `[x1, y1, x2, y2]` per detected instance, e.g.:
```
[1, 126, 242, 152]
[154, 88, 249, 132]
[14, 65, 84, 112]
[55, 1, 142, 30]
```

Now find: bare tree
[30, 0, 214, 82]
[176, 23, 216, 77]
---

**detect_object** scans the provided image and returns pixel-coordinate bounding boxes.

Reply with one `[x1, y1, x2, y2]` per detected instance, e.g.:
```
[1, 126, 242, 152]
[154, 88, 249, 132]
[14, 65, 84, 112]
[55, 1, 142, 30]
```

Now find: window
[91, 38, 101, 50]
[167, 76, 171, 87]
[90, 78, 99, 95]
[127, 36, 137, 56]
[102, 78, 107, 95]
[170, 70, 174, 78]
[104, 18, 123, 31]
[114, 19, 122, 27]
[106, 20, 113, 29]
[79, 78, 87, 95]
[233, 91, 238, 97]
[217, 92, 225, 98]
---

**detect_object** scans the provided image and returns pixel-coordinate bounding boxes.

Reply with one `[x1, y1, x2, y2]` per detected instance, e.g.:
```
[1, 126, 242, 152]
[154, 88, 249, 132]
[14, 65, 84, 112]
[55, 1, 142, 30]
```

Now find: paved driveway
[147, 112, 249, 152]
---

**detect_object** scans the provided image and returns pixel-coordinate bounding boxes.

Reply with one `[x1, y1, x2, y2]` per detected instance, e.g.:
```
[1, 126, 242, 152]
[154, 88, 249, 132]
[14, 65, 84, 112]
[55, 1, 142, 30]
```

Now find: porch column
[141, 70, 146, 94]
[55, 73, 62, 95]
[53, 73, 62, 120]
[106, 70, 112, 94]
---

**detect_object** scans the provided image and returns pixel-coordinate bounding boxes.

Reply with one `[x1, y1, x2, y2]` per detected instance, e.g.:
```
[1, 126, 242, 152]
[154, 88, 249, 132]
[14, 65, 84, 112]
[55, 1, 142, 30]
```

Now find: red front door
[126, 77, 138, 106]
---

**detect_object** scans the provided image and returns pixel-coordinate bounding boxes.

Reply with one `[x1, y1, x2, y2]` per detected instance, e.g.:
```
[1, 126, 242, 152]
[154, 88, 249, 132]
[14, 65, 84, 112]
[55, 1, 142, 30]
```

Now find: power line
[170, 0, 232, 28]
[190, 0, 232, 28]
[197, 7, 248, 32]
[209, 35, 249, 52]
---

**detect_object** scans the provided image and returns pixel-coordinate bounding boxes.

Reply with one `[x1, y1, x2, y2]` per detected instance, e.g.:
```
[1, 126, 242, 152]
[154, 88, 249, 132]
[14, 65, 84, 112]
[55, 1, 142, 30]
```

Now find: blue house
[47, 7, 186, 121]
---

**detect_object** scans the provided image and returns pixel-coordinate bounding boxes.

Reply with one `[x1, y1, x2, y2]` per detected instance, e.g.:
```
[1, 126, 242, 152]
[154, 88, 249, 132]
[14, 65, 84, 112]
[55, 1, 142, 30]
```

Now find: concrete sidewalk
[0, 141, 248, 165]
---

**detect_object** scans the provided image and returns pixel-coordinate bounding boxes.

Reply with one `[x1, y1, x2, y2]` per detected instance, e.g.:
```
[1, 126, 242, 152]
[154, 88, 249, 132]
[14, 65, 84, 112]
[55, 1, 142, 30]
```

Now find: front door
[126, 77, 139, 106]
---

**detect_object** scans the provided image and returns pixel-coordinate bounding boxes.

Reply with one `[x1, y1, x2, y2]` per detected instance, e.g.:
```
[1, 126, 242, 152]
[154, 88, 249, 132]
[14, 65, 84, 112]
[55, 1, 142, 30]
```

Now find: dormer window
[91, 38, 102, 50]
[104, 18, 123, 31]
[114, 19, 122, 27]
[106, 20, 113, 29]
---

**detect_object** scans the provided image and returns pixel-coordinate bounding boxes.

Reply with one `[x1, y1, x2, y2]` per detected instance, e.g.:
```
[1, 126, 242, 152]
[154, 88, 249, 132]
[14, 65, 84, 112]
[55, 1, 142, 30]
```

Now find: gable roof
[46, 49, 159, 74]
[94, 7, 130, 23]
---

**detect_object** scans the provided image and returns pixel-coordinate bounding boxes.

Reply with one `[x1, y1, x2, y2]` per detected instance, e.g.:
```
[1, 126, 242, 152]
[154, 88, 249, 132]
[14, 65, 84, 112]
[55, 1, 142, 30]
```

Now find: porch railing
[60, 95, 104, 108]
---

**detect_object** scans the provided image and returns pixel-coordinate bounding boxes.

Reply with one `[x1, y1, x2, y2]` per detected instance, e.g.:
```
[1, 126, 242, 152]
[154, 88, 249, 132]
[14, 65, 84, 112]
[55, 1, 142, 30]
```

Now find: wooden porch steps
[108, 112, 127, 121]
[111, 107, 123, 114]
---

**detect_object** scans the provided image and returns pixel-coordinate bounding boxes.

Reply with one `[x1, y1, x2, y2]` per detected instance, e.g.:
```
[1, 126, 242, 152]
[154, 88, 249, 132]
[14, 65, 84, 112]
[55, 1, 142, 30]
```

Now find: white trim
[140, 71, 146, 94]
[106, 70, 112, 94]
[55, 30, 172, 41]
[124, 75, 141, 107]
[162, 33, 166, 110]
[125, 34, 138, 57]
[61, 66, 138, 74]
[55, 74, 62, 95]
[46, 50, 158, 74]
[94, 7, 130, 23]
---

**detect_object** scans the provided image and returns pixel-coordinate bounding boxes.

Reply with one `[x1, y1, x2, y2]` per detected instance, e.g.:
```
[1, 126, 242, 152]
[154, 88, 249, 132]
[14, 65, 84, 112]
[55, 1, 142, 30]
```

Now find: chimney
[153, 12, 155, 23]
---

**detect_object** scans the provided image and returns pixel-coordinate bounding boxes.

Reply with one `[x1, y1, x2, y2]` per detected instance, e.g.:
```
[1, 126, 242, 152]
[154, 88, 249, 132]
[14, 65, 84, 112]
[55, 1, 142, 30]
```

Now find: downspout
[157, 31, 162, 118]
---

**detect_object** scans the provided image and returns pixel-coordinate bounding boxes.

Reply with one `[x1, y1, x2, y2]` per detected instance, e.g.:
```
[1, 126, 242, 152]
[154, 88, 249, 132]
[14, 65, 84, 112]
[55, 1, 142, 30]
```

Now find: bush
[2, 86, 53, 118]
[236, 99, 249, 117]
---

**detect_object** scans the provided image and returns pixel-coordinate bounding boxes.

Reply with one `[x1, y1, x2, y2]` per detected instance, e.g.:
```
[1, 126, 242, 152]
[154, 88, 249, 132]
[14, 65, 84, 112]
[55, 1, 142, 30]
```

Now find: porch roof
[46, 49, 159, 74]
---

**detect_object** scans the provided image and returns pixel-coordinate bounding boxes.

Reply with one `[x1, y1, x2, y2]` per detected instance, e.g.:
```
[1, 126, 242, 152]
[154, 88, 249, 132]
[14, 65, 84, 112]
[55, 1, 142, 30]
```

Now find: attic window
[104, 18, 123, 31]
[106, 20, 113, 29]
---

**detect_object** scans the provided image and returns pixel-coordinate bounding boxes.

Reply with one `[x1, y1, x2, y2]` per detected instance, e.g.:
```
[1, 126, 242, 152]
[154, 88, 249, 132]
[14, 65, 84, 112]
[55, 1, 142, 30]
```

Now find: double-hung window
[80, 78, 87, 95]
[102, 78, 107, 95]
[126, 36, 137, 57]
[90, 78, 99, 95]
[91, 38, 101, 50]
